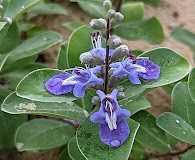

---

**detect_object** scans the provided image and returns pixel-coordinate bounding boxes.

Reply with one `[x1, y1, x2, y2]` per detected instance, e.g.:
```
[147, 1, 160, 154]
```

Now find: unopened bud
[116, 85, 124, 92]
[3, 17, 12, 25]
[108, 35, 121, 47]
[92, 96, 100, 105]
[103, 0, 112, 12]
[106, 9, 116, 19]
[111, 12, 124, 26]
[117, 92, 125, 100]
[90, 18, 107, 30]
[0, 5, 3, 10]
[79, 52, 104, 65]
[111, 45, 129, 62]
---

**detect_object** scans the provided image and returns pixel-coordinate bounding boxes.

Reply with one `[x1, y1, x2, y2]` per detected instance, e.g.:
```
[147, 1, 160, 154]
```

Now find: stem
[114, 0, 123, 12]
[104, 18, 110, 94]
[148, 145, 194, 159]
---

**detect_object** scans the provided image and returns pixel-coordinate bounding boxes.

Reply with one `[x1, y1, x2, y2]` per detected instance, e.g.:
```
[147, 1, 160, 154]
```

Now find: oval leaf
[4, 0, 41, 20]
[67, 26, 93, 67]
[121, 3, 144, 22]
[114, 17, 164, 44]
[172, 82, 195, 129]
[15, 119, 75, 151]
[0, 111, 27, 148]
[132, 111, 169, 152]
[68, 137, 86, 160]
[16, 69, 76, 103]
[2, 92, 86, 120]
[188, 67, 195, 103]
[76, 118, 139, 160]
[156, 112, 195, 145]
[57, 42, 69, 69]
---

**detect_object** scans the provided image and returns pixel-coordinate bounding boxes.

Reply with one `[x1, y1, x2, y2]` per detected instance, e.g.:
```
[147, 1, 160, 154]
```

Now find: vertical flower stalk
[104, 18, 111, 94]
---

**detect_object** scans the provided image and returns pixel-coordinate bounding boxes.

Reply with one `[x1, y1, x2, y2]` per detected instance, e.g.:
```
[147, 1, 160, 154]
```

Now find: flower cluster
[45, 0, 160, 148]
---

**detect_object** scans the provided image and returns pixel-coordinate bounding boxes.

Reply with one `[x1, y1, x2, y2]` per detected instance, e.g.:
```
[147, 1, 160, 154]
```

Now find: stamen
[133, 64, 147, 73]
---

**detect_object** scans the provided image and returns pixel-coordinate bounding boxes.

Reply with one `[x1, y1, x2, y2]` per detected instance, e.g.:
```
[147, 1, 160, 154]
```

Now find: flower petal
[45, 73, 73, 95]
[137, 59, 160, 80]
[73, 83, 86, 98]
[99, 118, 130, 147]
[90, 109, 105, 123]
[127, 72, 141, 84]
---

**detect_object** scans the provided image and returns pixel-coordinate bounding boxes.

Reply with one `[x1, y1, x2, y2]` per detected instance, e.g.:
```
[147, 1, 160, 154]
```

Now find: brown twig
[148, 145, 194, 159]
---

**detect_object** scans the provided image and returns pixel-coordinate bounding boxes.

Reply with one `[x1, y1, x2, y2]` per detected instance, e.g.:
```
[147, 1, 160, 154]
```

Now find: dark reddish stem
[104, 18, 110, 94]
[148, 145, 194, 159]
[114, 0, 123, 12]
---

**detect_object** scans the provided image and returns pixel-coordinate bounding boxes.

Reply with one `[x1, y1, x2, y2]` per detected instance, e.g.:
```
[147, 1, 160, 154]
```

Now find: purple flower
[137, 59, 160, 80]
[89, 32, 114, 61]
[90, 89, 131, 147]
[45, 66, 104, 98]
[110, 58, 160, 84]
[45, 73, 74, 95]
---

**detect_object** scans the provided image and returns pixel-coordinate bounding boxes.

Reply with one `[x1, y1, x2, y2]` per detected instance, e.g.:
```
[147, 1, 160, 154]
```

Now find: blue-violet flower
[89, 32, 114, 61]
[110, 58, 160, 84]
[45, 66, 104, 98]
[90, 89, 131, 147]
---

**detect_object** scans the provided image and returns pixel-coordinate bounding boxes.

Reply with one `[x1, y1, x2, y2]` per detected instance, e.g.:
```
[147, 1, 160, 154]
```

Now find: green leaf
[130, 141, 147, 160]
[67, 26, 93, 68]
[75, 92, 93, 113]
[3, 64, 45, 90]
[0, 22, 20, 55]
[27, 3, 67, 19]
[171, 28, 195, 52]
[19, 22, 36, 32]
[5, 31, 61, 65]
[156, 112, 195, 145]
[70, 0, 103, 5]
[58, 146, 72, 160]
[76, 118, 139, 160]
[0, 111, 27, 148]
[15, 118, 75, 151]
[57, 42, 69, 69]
[132, 111, 169, 152]
[172, 82, 195, 129]
[2, 92, 86, 120]
[121, 3, 144, 22]
[16, 69, 76, 103]
[61, 22, 84, 32]
[4, 0, 41, 20]
[114, 17, 164, 44]
[68, 137, 86, 160]
[119, 96, 151, 115]
[78, 2, 105, 18]
[181, 149, 195, 160]
[188, 67, 195, 103]
[0, 54, 9, 72]
[0, 22, 6, 31]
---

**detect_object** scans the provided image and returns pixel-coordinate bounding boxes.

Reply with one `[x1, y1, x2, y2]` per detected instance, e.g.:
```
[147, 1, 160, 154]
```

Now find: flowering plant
[1, 0, 194, 159]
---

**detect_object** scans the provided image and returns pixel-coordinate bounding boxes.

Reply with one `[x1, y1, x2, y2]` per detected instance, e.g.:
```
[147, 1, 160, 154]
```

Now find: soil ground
[1, 0, 195, 159]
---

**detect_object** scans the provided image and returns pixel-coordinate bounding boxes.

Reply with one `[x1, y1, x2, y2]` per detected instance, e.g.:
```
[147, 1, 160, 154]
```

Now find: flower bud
[0, 5, 3, 10]
[111, 12, 124, 26]
[90, 18, 107, 30]
[103, 0, 112, 12]
[108, 35, 121, 47]
[111, 45, 129, 62]
[92, 96, 100, 105]
[117, 91, 125, 100]
[106, 9, 116, 19]
[3, 17, 12, 25]
[116, 85, 124, 92]
[79, 52, 104, 65]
